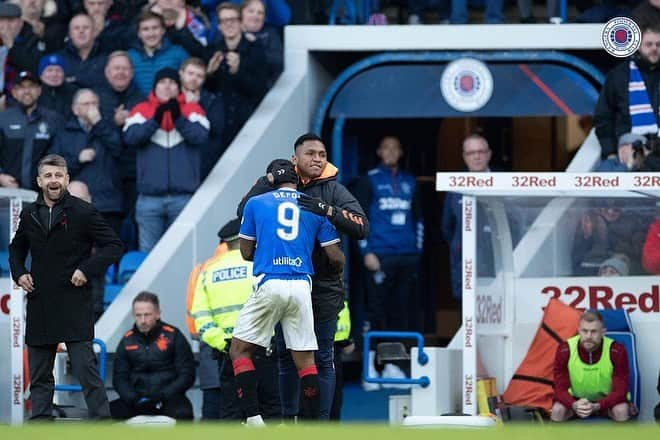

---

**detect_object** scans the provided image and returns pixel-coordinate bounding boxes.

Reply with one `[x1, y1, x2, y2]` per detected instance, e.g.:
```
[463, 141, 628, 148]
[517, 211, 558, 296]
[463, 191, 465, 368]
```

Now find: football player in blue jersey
[230, 159, 345, 426]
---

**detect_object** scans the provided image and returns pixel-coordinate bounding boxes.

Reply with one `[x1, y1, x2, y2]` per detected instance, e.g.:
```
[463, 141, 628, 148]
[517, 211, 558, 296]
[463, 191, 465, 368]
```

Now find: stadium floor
[0, 423, 658, 440]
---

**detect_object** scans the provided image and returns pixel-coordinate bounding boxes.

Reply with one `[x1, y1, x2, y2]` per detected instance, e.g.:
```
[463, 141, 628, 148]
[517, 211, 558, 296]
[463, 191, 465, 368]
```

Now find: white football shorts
[232, 276, 318, 351]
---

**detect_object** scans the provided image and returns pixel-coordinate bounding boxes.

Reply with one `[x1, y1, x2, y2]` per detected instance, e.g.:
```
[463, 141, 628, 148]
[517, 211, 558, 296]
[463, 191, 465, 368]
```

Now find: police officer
[354, 136, 423, 388]
[190, 218, 280, 421]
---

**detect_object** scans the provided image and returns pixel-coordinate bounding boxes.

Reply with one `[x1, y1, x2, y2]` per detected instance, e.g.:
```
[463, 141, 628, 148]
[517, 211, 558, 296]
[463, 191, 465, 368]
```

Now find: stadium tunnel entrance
[311, 51, 604, 344]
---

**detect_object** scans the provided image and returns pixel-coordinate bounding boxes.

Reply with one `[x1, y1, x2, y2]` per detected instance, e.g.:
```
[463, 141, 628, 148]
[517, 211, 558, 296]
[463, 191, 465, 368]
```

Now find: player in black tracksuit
[237, 133, 368, 420]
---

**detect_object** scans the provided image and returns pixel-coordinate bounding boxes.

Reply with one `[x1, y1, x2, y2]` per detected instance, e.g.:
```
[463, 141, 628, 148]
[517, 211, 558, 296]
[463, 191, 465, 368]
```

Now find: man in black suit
[9, 154, 124, 420]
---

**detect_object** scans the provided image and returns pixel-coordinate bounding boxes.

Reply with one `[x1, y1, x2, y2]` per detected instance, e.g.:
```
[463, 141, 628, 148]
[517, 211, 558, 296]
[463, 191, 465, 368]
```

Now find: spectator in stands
[552, 310, 631, 422]
[37, 53, 77, 116]
[596, 133, 647, 171]
[190, 218, 280, 420]
[632, 0, 660, 29]
[54, 88, 124, 234]
[9, 154, 123, 420]
[642, 204, 660, 274]
[441, 133, 495, 299]
[598, 254, 630, 277]
[517, 0, 558, 23]
[128, 11, 189, 95]
[123, 67, 209, 252]
[19, 0, 68, 53]
[150, 0, 210, 47]
[406, 1, 449, 24]
[0, 2, 48, 86]
[450, 0, 504, 24]
[84, 0, 131, 52]
[206, 2, 267, 146]
[571, 200, 649, 275]
[96, 51, 144, 248]
[179, 57, 225, 180]
[111, 291, 195, 420]
[354, 135, 423, 391]
[575, 0, 638, 23]
[593, 24, 660, 160]
[0, 71, 60, 190]
[57, 14, 108, 88]
[241, 0, 283, 88]
[640, 137, 660, 171]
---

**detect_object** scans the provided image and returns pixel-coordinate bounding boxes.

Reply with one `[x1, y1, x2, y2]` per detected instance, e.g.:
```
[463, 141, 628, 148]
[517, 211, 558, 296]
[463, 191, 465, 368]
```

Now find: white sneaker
[381, 363, 411, 389]
[362, 350, 381, 391]
[245, 415, 266, 427]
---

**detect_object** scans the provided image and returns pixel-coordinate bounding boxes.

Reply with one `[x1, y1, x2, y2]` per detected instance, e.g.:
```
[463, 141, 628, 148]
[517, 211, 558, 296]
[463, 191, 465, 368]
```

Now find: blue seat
[598, 308, 640, 410]
[606, 331, 641, 411]
[103, 284, 123, 309]
[105, 264, 116, 285]
[118, 251, 147, 285]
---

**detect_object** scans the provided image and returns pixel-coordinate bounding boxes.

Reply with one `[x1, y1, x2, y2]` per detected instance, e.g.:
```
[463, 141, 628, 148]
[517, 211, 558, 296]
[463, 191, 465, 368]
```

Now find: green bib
[567, 335, 613, 401]
[334, 301, 351, 342]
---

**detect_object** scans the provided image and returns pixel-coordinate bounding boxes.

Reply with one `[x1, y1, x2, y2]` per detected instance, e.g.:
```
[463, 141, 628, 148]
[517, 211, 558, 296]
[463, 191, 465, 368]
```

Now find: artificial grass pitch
[0, 423, 658, 440]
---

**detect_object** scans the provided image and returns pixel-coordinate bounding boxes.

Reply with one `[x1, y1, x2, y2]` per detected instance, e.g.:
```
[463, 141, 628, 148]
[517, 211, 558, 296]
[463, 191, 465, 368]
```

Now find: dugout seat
[118, 251, 147, 284]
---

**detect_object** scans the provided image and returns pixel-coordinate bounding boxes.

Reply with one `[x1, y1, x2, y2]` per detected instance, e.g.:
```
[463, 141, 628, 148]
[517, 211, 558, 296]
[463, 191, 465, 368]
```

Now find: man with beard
[8, 154, 123, 420]
[594, 24, 660, 159]
[237, 133, 368, 420]
[551, 310, 631, 422]
[0, 71, 60, 191]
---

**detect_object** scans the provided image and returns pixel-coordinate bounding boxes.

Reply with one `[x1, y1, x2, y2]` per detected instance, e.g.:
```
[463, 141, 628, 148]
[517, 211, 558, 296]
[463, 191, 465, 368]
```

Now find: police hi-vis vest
[334, 301, 351, 342]
[190, 249, 253, 340]
[567, 334, 614, 402]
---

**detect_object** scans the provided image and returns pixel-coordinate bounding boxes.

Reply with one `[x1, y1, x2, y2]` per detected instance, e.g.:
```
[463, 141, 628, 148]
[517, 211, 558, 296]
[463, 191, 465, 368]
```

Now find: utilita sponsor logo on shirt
[272, 256, 303, 267]
[540, 284, 659, 313]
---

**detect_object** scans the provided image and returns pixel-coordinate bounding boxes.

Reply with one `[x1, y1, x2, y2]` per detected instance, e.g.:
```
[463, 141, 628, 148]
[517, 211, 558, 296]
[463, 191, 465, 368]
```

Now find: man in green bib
[551, 310, 631, 422]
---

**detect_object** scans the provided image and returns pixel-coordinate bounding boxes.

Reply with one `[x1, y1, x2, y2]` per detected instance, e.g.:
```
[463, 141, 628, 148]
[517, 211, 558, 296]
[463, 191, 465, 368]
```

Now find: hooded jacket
[123, 92, 210, 196]
[237, 162, 369, 322]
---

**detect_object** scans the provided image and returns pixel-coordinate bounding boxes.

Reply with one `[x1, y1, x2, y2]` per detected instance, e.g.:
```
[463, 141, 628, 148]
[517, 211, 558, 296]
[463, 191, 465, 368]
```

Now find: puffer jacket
[123, 92, 209, 196]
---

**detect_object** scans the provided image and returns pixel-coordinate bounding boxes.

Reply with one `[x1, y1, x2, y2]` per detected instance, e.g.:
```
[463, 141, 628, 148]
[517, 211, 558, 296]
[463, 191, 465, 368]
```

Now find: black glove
[167, 98, 181, 121]
[298, 193, 331, 217]
[153, 104, 167, 124]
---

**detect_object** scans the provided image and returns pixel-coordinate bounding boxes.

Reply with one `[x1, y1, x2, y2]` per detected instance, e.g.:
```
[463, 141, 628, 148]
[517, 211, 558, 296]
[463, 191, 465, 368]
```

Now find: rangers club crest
[441, 59, 493, 112]
[601, 17, 641, 58]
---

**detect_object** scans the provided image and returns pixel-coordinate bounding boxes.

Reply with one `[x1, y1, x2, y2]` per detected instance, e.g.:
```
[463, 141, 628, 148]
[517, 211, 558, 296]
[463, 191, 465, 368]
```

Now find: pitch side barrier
[0, 189, 37, 425]
[432, 172, 659, 421]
